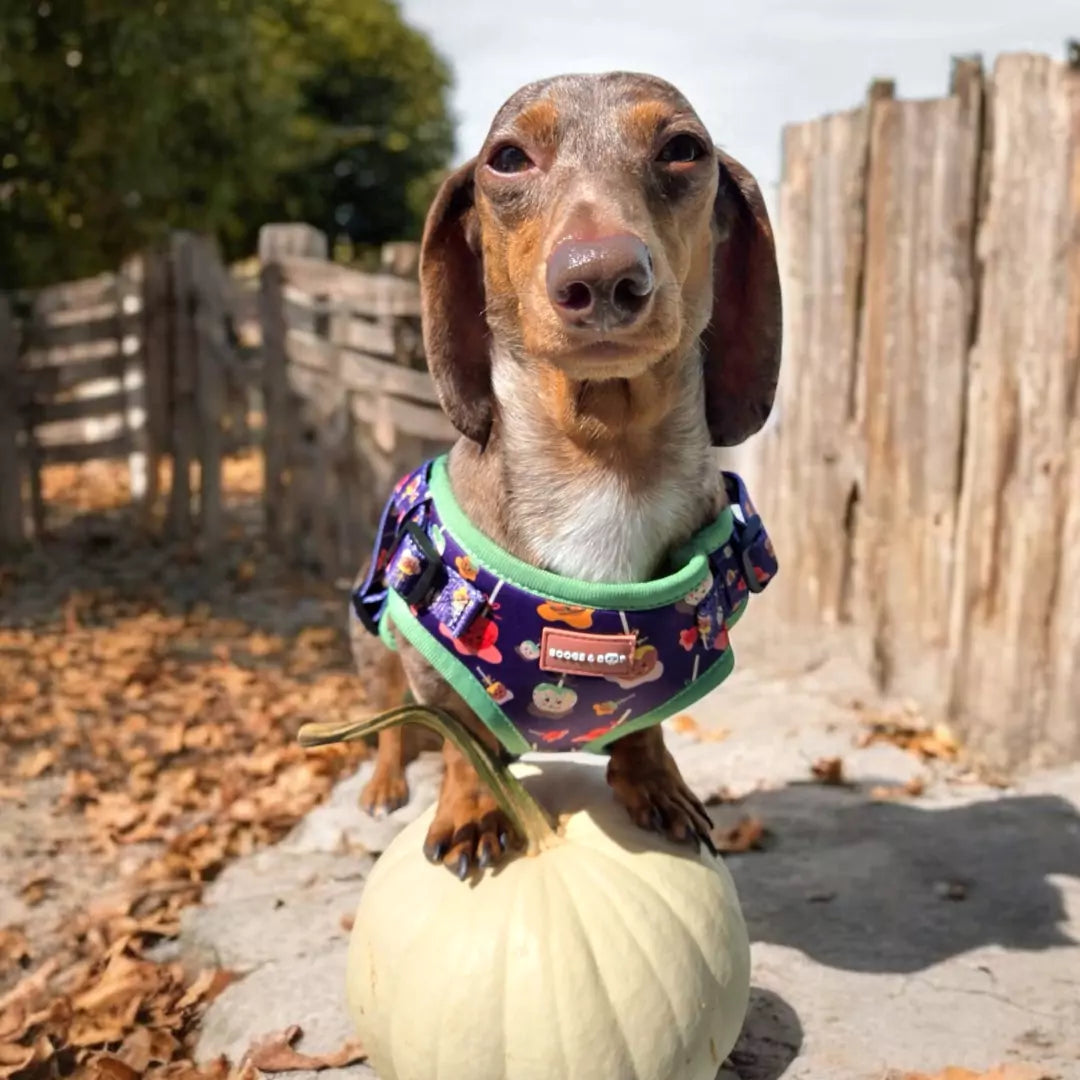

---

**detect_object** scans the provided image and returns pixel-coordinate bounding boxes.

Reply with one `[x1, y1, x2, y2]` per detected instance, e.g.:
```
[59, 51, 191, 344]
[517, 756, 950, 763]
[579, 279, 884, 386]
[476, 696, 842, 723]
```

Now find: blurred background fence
[257, 224, 454, 574]
[0, 48, 1076, 773]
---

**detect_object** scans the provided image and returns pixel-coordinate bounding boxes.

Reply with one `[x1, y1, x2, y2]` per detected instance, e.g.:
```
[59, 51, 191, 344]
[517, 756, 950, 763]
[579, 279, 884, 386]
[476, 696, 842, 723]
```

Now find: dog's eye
[657, 134, 706, 164]
[489, 145, 533, 174]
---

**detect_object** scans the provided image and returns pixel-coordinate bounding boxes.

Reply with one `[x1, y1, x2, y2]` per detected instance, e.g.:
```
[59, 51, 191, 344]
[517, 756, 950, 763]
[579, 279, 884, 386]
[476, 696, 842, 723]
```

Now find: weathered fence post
[0, 294, 24, 548]
[167, 233, 198, 541]
[257, 224, 328, 557]
[258, 257, 291, 555]
[141, 249, 172, 524]
[946, 52, 1080, 769]
[116, 256, 149, 509]
[190, 236, 227, 555]
[753, 78, 893, 626]
[23, 296, 45, 541]
[853, 59, 984, 700]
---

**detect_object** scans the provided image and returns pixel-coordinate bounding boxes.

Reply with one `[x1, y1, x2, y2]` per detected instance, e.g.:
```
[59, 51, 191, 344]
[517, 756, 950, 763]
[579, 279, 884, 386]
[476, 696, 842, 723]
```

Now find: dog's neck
[449, 347, 718, 585]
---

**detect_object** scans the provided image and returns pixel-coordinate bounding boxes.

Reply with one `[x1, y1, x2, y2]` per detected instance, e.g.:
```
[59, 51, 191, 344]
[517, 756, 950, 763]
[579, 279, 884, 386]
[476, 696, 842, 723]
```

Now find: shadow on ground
[722, 782, 1080, 974]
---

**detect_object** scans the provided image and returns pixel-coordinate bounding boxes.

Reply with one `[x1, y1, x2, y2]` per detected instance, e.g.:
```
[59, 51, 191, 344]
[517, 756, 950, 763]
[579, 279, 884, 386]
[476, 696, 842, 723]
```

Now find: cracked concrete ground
[181, 624, 1080, 1079]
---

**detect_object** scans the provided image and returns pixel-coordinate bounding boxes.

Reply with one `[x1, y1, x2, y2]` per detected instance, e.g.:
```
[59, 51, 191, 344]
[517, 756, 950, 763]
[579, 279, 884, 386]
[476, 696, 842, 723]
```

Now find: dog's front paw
[423, 788, 519, 879]
[359, 767, 409, 818]
[607, 752, 716, 854]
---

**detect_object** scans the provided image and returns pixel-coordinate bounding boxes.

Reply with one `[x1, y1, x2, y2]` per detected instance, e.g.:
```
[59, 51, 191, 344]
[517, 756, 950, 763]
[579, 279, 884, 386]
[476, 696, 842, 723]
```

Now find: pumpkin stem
[297, 706, 559, 854]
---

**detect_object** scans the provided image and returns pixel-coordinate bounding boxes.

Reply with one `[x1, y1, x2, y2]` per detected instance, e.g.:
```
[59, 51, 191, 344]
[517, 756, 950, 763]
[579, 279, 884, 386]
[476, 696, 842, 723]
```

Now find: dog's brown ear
[701, 151, 782, 447]
[419, 158, 492, 445]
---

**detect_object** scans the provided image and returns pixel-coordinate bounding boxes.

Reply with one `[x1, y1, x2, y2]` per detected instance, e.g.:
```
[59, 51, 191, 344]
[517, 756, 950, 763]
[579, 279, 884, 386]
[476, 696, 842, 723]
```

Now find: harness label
[540, 628, 638, 678]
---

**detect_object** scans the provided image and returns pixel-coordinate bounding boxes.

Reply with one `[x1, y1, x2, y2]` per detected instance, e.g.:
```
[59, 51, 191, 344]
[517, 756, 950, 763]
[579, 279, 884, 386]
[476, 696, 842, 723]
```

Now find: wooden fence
[3, 52, 1073, 771]
[0, 233, 254, 551]
[1, 263, 148, 544]
[752, 51, 1080, 770]
[257, 224, 455, 578]
[0, 222, 449, 573]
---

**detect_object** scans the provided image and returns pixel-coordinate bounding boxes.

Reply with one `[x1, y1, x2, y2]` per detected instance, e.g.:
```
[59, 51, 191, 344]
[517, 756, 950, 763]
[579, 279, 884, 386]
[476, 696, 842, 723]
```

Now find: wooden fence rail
[0, 233, 254, 551]
[258, 224, 454, 577]
[753, 51, 1080, 771]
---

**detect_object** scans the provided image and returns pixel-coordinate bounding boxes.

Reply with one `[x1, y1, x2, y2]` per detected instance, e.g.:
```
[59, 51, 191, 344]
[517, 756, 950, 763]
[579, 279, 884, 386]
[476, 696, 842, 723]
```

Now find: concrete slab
[188, 635, 1080, 1079]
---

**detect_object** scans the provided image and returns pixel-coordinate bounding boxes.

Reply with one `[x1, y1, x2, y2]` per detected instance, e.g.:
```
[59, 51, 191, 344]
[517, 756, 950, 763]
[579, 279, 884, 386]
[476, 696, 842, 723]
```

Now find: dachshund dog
[350, 72, 781, 876]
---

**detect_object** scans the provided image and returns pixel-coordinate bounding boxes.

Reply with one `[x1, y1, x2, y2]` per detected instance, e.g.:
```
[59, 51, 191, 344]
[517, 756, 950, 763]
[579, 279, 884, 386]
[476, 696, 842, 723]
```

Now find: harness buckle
[352, 589, 386, 636]
[735, 514, 766, 594]
[397, 520, 443, 607]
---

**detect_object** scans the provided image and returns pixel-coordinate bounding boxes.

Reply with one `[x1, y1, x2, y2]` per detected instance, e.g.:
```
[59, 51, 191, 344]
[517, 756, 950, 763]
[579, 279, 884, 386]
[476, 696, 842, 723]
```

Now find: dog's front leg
[606, 726, 716, 852]
[396, 636, 520, 878]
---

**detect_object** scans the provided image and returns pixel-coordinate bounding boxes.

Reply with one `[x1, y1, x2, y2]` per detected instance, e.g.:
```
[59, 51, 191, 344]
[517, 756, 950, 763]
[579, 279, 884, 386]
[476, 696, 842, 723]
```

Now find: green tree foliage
[0, 0, 454, 288]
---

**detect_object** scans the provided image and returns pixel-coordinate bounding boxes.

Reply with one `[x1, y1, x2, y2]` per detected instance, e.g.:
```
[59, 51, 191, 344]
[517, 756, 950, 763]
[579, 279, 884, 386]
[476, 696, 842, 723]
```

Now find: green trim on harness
[427, 455, 735, 609]
[383, 595, 746, 754]
[384, 591, 533, 755]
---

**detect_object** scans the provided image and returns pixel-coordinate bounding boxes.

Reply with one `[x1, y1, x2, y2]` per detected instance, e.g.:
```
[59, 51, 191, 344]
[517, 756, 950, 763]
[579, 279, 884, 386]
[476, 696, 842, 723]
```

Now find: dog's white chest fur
[493, 357, 718, 584]
[530, 467, 704, 583]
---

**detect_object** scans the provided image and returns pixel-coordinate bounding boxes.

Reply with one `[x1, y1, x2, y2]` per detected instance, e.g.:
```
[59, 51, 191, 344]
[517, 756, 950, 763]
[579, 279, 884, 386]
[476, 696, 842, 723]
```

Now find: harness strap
[723, 471, 776, 595]
[351, 462, 434, 634]
[354, 462, 776, 646]
[386, 529, 489, 639]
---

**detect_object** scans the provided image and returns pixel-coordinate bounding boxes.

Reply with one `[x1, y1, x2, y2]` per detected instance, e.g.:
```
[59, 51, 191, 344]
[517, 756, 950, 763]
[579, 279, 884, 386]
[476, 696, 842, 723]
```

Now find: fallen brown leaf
[19, 874, 55, 907]
[712, 816, 766, 853]
[699, 726, 730, 743]
[91, 1055, 142, 1080]
[870, 775, 926, 800]
[16, 747, 57, 780]
[112, 1025, 179, 1072]
[703, 786, 737, 807]
[242, 1025, 366, 1072]
[811, 756, 846, 785]
[0, 928, 30, 973]
[0, 1033, 52, 1078]
[670, 714, 700, 735]
[0, 469, 373, 1079]
[175, 968, 238, 1011]
[0, 957, 61, 1015]
[0, 1003, 27, 1044]
[857, 714, 961, 761]
[668, 714, 730, 743]
[894, 1065, 1057, 1080]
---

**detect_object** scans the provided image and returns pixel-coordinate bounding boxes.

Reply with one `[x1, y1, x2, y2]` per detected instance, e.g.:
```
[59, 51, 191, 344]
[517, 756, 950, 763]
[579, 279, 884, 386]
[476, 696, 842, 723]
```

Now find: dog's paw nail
[455, 853, 471, 880]
[424, 840, 447, 864]
[477, 847, 492, 870]
[498, 831, 509, 851]
[650, 807, 666, 832]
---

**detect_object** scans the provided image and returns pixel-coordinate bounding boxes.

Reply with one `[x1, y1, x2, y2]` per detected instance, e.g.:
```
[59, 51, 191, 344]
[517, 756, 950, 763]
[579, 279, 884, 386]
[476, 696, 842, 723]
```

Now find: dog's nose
[546, 235, 655, 330]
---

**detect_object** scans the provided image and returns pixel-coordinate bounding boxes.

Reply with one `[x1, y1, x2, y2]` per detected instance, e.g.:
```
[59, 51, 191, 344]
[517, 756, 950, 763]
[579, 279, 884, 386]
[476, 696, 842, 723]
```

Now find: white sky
[399, 0, 1076, 196]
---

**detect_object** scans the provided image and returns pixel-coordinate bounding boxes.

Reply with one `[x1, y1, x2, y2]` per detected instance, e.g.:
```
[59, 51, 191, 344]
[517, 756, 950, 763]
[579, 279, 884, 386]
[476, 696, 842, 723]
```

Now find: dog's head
[420, 72, 781, 448]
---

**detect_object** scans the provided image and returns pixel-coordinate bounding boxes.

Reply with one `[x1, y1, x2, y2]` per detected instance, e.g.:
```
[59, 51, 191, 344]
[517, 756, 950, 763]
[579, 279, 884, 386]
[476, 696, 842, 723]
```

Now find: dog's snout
[546, 235, 655, 331]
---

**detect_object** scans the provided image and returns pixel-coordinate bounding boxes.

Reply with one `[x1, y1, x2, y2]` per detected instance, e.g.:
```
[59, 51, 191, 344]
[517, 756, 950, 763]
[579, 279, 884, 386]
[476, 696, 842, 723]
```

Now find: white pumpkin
[345, 753, 750, 1080]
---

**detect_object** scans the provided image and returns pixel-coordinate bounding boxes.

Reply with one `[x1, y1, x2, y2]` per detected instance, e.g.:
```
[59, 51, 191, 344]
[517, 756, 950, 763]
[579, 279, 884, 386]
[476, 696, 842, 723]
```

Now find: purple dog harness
[352, 455, 777, 756]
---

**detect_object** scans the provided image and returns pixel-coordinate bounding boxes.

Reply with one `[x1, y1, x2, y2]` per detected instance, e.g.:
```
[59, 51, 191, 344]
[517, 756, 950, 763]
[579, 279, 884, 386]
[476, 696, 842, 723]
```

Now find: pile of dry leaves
[0, 496, 373, 1078]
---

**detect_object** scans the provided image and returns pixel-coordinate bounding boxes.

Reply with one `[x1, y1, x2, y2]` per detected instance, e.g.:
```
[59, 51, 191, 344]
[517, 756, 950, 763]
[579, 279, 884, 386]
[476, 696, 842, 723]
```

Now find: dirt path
[1, 457, 373, 1078]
